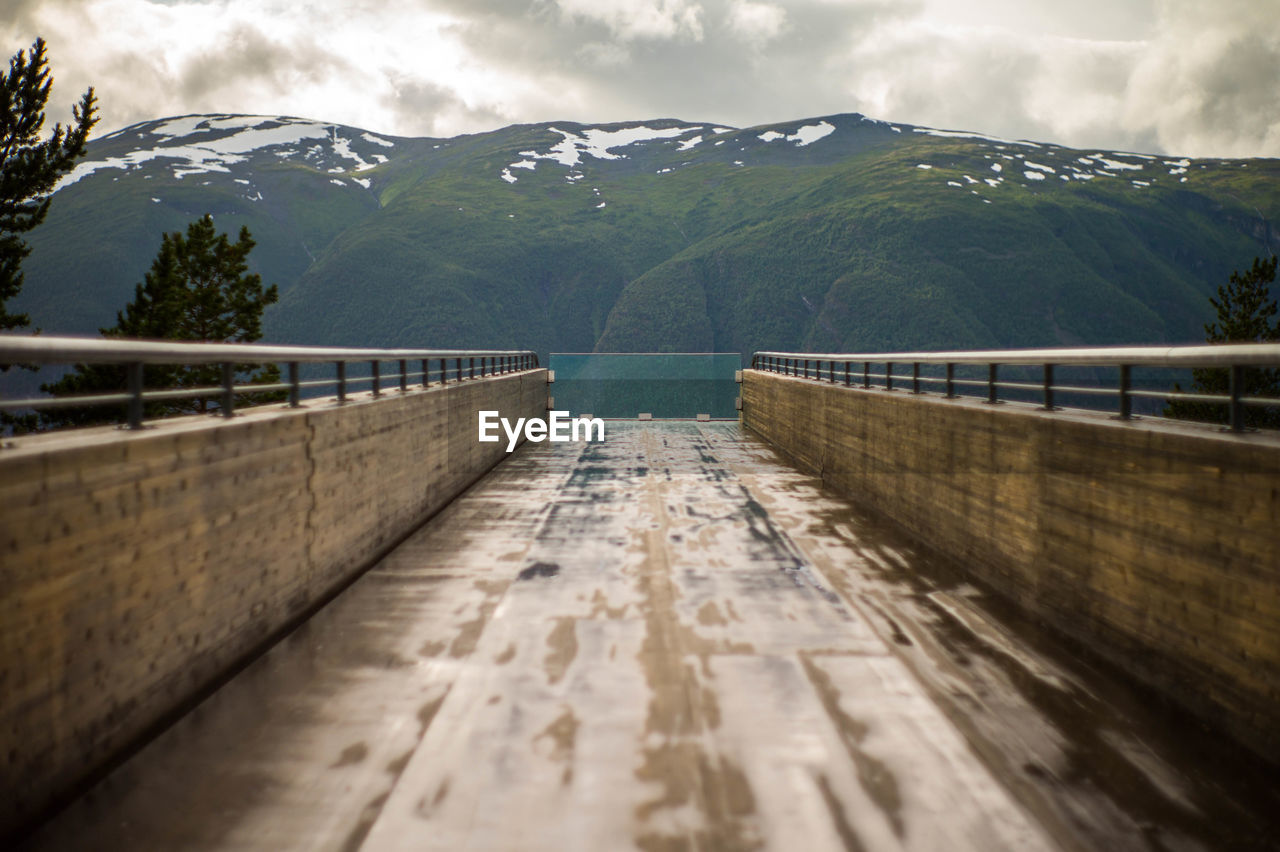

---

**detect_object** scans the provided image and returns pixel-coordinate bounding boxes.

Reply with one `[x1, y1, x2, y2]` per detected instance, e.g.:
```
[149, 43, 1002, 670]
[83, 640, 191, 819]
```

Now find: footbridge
[2, 337, 1279, 851]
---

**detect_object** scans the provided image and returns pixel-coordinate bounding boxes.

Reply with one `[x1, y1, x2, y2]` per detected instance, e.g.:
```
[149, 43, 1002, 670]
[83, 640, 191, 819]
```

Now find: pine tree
[0, 37, 98, 332]
[42, 215, 282, 426]
[1166, 256, 1280, 429]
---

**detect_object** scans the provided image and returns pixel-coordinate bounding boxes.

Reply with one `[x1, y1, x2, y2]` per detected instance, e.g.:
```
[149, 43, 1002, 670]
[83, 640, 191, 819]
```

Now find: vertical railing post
[912, 362, 920, 394]
[885, 361, 894, 392]
[127, 361, 143, 429]
[845, 360, 852, 386]
[440, 357, 448, 385]
[986, 363, 998, 404]
[457, 357, 463, 382]
[371, 360, 381, 397]
[863, 361, 870, 388]
[1043, 364, 1054, 410]
[336, 361, 347, 403]
[221, 362, 235, 418]
[399, 359, 408, 393]
[288, 362, 300, 407]
[470, 357, 475, 380]
[1230, 364, 1244, 431]
[1118, 364, 1130, 420]
[422, 359, 430, 388]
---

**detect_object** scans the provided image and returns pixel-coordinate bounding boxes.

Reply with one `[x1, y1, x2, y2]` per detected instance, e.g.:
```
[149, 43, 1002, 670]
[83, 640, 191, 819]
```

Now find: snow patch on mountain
[1091, 155, 1144, 171]
[758, 121, 836, 147]
[56, 115, 396, 191]
[512, 124, 704, 172]
[914, 127, 1041, 148]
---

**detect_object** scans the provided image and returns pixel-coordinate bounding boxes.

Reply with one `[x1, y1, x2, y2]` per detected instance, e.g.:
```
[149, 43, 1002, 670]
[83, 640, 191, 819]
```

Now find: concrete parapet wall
[742, 369, 1280, 763]
[0, 370, 547, 836]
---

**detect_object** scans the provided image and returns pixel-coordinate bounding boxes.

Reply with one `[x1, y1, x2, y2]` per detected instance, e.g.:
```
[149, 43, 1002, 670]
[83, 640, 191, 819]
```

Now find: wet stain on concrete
[329, 741, 369, 769]
[416, 690, 450, 740]
[517, 561, 560, 581]
[535, 705, 579, 785]
[859, 596, 913, 647]
[589, 588, 628, 619]
[697, 601, 729, 627]
[544, 617, 578, 685]
[635, 743, 760, 851]
[800, 654, 904, 837]
[417, 639, 447, 658]
[385, 749, 413, 776]
[448, 580, 508, 658]
[338, 791, 389, 852]
[815, 772, 867, 852]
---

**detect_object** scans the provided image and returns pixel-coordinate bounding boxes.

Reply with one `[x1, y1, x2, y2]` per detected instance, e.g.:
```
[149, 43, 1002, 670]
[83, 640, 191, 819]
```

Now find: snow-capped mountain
[13, 112, 1279, 360]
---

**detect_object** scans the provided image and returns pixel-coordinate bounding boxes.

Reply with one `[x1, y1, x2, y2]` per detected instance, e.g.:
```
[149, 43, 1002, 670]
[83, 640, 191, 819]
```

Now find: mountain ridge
[9, 110, 1278, 364]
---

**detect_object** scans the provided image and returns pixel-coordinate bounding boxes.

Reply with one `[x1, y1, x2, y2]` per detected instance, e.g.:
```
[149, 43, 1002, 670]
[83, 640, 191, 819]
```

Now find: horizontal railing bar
[0, 393, 132, 410]
[1044, 384, 1119, 396]
[1135, 389, 1232, 404]
[755, 343, 1280, 368]
[141, 385, 234, 402]
[2, 364, 530, 414]
[987, 380, 1049, 393]
[0, 334, 537, 366]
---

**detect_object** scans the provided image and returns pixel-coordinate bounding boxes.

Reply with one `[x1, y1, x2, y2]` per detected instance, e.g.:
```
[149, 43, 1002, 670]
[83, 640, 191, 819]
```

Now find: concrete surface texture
[741, 369, 1280, 765]
[0, 369, 547, 836]
[20, 423, 1280, 851]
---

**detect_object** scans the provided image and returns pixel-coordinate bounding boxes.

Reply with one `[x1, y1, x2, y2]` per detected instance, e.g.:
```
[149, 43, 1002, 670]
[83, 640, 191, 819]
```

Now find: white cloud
[1119, 0, 1280, 157]
[554, 0, 705, 42]
[2, 0, 1277, 157]
[726, 1, 787, 43]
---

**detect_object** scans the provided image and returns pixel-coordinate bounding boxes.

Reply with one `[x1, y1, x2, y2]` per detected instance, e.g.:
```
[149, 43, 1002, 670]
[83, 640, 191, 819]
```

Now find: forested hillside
[12, 112, 1278, 362]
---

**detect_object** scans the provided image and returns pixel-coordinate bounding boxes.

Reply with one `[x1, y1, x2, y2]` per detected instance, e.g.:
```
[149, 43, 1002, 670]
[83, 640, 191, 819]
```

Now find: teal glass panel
[548, 353, 740, 419]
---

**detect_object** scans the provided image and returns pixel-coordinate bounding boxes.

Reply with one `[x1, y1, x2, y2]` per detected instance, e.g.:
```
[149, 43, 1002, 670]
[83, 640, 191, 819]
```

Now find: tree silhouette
[0, 37, 97, 332]
[42, 215, 281, 426]
[1166, 255, 1280, 429]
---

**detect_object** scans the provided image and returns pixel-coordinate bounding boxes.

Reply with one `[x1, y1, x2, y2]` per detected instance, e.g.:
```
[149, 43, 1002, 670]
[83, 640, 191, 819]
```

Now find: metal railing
[751, 344, 1280, 431]
[0, 335, 539, 430]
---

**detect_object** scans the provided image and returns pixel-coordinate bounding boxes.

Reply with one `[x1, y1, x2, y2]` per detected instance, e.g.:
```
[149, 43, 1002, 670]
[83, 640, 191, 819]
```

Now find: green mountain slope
[10, 113, 1279, 365]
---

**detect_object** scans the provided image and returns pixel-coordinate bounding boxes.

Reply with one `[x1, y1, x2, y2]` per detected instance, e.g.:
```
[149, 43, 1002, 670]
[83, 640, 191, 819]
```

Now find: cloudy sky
[4, 0, 1278, 157]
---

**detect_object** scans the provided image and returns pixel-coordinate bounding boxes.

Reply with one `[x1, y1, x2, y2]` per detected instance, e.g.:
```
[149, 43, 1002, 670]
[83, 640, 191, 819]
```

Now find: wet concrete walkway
[22, 423, 1280, 851]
